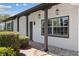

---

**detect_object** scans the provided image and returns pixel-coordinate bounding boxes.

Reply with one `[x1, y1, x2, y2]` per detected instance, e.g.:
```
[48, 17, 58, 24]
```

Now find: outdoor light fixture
[38, 14, 41, 19]
[56, 9, 59, 15]
[34, 21, 35, 25]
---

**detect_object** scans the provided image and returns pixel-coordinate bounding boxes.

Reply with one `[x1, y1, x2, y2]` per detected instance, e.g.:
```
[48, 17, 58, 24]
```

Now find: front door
[30, 22, 33, 41]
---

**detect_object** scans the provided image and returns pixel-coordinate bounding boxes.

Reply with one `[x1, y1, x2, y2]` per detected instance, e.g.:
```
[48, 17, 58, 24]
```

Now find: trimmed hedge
[19, 36, 29, 49]
[0, 47, 16, 56]
[0, 31, 20, 53]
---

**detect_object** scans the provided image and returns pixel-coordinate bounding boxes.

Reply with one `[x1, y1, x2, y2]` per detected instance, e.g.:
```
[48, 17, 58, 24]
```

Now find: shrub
[0, 47, 16, 56]
[0, 31, 20, 53]
[19, 36, 29, 49]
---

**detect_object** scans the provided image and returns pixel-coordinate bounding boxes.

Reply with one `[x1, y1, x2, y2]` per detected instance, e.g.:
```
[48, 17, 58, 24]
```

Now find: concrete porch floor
[20, 40, 78, 56]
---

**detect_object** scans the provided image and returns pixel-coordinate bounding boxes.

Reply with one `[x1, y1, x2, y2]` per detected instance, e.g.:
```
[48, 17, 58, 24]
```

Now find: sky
[0, 3, 39, 16]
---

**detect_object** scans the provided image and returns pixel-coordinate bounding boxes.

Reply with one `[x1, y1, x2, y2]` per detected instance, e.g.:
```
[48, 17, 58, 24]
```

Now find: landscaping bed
[0, 31, 19, 53]
[0, 47, 16, 56]
[0, 31, 29, 56]
[19, 35, 29, 49]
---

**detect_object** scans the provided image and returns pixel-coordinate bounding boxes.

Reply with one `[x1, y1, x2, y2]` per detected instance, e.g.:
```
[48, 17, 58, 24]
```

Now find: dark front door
[30, 22, 33, 41]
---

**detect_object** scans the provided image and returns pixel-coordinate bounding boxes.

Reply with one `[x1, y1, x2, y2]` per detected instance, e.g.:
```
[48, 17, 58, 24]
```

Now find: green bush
[0, 31, 20, 53]
[0, 47, 16, 56]
[19, 36, 29, 49]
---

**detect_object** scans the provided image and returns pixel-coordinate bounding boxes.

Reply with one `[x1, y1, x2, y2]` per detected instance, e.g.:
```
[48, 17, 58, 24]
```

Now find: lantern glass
[38, 14, 41, 19]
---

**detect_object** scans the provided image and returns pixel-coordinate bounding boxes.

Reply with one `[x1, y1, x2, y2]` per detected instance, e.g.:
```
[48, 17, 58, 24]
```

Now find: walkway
[20, 41, 78, 56]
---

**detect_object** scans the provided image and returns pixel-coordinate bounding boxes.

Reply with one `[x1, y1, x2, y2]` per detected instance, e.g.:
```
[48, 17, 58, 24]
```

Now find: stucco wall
[28, 10, 44, 43]
[0, 22, 5, 30]
[13, 18, 17, 32]
[78, 6, 79, 55]
[48, 4, 78, 51]
[28, 4, 78, 51]
[19, 16, 26, 36]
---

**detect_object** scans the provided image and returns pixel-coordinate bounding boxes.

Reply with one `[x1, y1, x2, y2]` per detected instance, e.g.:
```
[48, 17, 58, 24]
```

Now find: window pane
[53, 27, 61, 35]
[41, 20, 44, 34]
[7, 23, 12, 31]
[53, 18, 60, 26]
[41, 28, 44, 34]
[60, 27, 63, 35]
[53, 27, 56, 35]
[48, 27, 52, 34]
[53, 27, 68, 36]
[53, 20, 57, 26]
[64, 20, 68, 26]
[60, 18, 63, 26]
[48, 20, 52, 26]
[63, 27, 68, 35]
[62, 17, 68, 26]
[57, 27, 61, 35]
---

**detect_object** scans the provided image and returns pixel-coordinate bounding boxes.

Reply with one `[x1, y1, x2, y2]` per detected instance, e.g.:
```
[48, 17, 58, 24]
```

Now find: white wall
[19, 16, 26, 36]
[28, 10, 44, 43]
[0, 22, 5, 30]
[48, 4, 78, 51]
[13, 18, 17, 32]
[28, 4, 78, 51]
[78, 6, 79, 55]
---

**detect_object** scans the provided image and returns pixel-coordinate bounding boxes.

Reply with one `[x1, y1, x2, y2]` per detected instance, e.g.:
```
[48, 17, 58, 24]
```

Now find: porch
[20, 40, 78, 56]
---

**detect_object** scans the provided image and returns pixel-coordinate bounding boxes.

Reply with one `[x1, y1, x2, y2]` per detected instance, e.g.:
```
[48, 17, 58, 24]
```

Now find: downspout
[44, 8, 48, 52]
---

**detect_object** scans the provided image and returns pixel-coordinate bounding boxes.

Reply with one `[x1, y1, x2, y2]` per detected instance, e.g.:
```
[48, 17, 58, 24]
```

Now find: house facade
[1, 3, 78, 52]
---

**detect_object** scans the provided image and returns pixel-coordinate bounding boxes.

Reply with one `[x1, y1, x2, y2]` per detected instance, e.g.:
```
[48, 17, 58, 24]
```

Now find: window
[41, 16, 69, 38]
[41, 19, 52, 35]
[48, 19, 52, 34]
[53, 16, 69, 37]
[7, 22, 13, 31]
[41, 20, 45, 34]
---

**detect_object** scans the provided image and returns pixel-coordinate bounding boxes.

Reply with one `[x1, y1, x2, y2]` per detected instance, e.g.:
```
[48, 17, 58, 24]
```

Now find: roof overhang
[0, 3, 60, 22]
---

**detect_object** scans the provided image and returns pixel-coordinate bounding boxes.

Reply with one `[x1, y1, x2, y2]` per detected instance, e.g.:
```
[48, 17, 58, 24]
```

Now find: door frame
[29, 21, 33, 41]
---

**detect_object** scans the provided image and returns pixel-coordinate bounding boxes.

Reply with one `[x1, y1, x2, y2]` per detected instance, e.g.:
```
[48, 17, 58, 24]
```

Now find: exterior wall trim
[11, 20, 14, 31]
[17, 17, 19, 32]
[26, 16, 28, 36]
